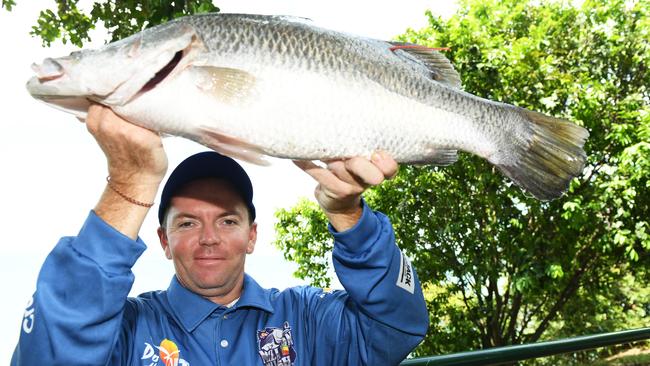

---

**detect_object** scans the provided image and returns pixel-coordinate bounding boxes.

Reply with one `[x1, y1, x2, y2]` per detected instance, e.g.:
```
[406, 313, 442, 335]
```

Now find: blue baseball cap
[157, 151, 256, 225]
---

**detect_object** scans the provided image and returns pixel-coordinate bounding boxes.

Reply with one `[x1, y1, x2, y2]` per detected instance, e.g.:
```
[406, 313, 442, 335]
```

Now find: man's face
[157, 178, 256, 303]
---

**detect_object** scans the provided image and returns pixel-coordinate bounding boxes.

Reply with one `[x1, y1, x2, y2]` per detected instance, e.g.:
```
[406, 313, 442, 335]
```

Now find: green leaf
[546, 264, 565, 279]
[1, 0, 16, 11]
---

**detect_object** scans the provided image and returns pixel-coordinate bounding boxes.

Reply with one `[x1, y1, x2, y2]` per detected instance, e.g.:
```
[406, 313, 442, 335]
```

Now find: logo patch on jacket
[257, 321, 296, 366]
[396, 251, 415, 294]
[141, 338, 189, 366]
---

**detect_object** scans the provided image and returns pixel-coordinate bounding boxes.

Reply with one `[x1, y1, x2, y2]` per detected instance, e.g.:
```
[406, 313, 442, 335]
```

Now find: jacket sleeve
[11, 211, 146, 365]
[308, 201, 429, 365]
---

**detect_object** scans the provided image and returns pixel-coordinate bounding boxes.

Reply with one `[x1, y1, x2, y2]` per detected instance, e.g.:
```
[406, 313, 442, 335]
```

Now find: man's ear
[246, 223, 257, 254]
[157, 227, 172, 259]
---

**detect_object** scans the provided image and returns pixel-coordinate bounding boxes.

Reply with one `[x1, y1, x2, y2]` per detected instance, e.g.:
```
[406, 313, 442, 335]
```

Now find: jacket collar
[166, 273, 275, 332]
[235, 274, 275, 313]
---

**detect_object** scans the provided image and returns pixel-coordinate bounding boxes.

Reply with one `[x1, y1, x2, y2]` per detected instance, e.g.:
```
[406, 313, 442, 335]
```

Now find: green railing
[400, 327, 650, 366]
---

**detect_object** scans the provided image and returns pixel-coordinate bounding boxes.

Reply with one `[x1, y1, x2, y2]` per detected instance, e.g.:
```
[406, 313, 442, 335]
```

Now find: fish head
[26, 19, 203, 119]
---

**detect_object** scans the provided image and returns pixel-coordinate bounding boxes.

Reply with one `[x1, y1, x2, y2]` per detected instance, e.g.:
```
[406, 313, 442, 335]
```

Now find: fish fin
[389, 42, 462, 89]
[413, 148, 459, 166]
[192, 66, 257, 104]
[494, 108, 589, 201]
[389, 42, 451, 52]
[275, 15, 314, 24]
[197, 126, 270, 166]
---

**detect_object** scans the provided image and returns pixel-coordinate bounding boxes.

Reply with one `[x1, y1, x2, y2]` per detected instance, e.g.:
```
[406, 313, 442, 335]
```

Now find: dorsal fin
[274, 15, 314, 24]
[389, 42, 462, 89]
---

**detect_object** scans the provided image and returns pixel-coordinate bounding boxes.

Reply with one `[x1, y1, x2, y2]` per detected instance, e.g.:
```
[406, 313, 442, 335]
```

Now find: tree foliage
[275, 0, 649, 358]
[1, 0, 219, 46]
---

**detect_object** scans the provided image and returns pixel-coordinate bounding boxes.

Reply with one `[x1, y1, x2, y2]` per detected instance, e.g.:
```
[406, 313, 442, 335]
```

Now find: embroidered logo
[396, 251, 415, 294]
[257, 321, 297, 366]
[141, 338, 189, 366]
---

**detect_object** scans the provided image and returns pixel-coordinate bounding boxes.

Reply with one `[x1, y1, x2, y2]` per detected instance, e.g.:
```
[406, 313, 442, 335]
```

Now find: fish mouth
[28, 94, 91, 119]
[139, 50, 184, 93]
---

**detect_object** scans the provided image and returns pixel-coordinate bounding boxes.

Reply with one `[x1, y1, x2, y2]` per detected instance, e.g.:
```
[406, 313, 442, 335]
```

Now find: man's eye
[223, 219, 238, 225]
[178, 221, 194, 228]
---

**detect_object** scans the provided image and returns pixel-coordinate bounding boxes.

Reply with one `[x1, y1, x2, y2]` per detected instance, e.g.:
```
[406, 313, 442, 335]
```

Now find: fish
[26, 13, 589, 201]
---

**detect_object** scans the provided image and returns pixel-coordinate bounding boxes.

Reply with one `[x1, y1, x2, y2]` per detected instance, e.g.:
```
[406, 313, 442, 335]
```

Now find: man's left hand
[293, 151, 398, 232]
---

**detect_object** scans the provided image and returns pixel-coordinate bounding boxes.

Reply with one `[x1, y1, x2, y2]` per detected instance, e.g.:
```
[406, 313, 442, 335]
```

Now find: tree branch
[526, 253, 595, 343]
[505, 291, 523, 344]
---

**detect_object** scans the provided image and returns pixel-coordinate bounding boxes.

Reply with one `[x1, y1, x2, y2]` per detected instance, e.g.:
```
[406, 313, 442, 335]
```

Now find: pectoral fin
[192, 66, 258, 104]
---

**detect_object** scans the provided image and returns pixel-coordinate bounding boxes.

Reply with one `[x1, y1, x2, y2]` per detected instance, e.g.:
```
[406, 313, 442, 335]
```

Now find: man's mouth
[195, 257, 225, 264]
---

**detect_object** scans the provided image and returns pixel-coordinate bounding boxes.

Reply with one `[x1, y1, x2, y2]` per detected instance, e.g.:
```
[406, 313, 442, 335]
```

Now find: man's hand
[86, 104, 168, 184]
[294, 151, 398, 232]
[86, 104, 168, 239]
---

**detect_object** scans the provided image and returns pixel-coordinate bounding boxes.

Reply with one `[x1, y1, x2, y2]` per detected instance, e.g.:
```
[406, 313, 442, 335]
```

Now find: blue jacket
[12, 203, 428, 365]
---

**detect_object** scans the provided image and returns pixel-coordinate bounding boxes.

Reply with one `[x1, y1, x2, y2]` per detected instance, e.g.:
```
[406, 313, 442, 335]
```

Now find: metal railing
[400, 327, 650, 366]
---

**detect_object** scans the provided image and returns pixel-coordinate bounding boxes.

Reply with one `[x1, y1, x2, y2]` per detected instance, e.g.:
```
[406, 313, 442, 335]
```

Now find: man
[12, 105, 428, 365]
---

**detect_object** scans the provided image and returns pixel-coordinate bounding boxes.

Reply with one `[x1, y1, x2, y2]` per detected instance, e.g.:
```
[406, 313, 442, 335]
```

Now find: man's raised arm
[295, 153, 429, 365]
[11, 105, 167, 365]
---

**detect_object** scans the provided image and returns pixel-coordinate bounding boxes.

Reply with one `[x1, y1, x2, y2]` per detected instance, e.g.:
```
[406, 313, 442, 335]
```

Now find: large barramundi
[27, 13, 588, 200]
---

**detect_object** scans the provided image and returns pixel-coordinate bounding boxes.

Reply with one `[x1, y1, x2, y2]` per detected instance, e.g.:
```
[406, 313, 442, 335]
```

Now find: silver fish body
[26, 13, 588, 200]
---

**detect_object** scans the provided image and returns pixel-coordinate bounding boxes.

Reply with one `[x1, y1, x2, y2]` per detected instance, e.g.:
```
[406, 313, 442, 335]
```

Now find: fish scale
[26, 13, 588, 200]
[194, 14, 428, 100]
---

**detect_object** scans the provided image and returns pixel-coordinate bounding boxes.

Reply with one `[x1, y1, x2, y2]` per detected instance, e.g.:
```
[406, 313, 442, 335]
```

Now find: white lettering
[142, 343, 155, 359]
[140, 342, 188, 366]
[22, 297, 35, 334]
[396, 251, 415, 294]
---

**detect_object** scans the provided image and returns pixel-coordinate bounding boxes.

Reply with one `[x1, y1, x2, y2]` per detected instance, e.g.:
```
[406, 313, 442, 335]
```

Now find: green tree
[275, 0, 649, 358]
[1, 0, 218, 46]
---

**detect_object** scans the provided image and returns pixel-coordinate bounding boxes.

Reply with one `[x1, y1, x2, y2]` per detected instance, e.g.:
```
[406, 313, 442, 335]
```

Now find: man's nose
[199, 225, 221, 246]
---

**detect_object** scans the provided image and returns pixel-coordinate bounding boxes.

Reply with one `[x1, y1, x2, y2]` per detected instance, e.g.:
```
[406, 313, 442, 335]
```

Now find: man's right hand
[86, 104, 168, 239]
[86, 104, 168, 184]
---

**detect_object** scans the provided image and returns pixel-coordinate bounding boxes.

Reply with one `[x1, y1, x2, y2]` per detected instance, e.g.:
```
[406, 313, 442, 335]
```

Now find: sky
[0, 0, 457, 359]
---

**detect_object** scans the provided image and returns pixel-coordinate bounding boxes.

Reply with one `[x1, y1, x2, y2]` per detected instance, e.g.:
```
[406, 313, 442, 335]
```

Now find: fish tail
[494, 108, 589, 200]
